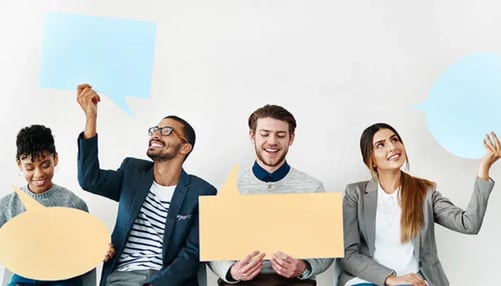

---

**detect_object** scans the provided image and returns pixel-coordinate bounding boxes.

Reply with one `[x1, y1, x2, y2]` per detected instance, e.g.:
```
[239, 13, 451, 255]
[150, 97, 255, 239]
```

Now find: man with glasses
[76, 84, 217, 286]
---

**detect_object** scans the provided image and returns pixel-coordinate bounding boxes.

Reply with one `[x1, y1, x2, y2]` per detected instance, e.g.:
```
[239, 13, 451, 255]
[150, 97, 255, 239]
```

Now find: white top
[117, 182, 175, 271]
[346, 184, 418, 285]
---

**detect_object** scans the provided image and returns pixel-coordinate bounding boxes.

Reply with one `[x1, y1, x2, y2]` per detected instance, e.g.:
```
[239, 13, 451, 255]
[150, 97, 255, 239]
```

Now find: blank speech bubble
[416, 53, 501, 159]
[199, 165, 344, 261]
[0, 186, 110, 280]
[40, 12, 156, 116]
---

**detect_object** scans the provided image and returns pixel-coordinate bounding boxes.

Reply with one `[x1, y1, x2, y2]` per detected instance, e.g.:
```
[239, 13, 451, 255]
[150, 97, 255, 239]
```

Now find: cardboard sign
[0, 186, 110, 280]
[199, 166, 343, 261]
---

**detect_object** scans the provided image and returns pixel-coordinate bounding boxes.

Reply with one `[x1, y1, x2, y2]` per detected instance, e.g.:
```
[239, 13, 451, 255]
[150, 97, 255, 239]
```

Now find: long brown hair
[360, 123, 435, 242]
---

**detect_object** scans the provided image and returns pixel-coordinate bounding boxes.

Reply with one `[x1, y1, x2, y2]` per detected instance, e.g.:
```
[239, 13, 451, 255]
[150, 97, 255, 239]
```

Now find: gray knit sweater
[237, 166, 325, 194]
[209, 166, 334, 283]
[0, 184, 88, 228]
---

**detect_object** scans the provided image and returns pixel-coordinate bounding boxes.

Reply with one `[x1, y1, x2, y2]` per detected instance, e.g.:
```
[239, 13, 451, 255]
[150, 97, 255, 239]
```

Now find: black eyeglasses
[148, 126, 187, 142]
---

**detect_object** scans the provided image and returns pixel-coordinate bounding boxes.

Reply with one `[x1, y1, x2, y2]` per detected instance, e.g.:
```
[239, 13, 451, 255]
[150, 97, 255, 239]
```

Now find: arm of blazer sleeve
[77, 133, 124, 201]
[149, 186, 218, 286]
[340, 184, 395, 285]
[208, 260, 239, 284]
[304, 258, 334, 278]
[433, 176, 494, 234]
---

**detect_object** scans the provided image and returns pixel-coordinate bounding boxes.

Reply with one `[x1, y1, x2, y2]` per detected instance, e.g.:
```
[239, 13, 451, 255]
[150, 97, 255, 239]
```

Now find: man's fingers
[77, 83, 91, 93]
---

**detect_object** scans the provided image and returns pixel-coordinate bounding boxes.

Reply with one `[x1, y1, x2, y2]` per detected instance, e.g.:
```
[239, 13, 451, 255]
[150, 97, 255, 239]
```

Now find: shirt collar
[252, 161, 290, 182]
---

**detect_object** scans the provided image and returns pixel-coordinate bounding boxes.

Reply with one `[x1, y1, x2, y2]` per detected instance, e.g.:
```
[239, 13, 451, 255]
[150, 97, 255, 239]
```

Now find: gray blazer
[339, 176, 494, 286]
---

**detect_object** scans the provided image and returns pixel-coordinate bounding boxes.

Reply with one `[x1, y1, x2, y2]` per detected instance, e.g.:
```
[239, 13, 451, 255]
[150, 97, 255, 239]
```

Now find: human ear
[249, 130, 256, 144]
[53, 153, 59, 166]
[289, 132, 295, 146]
[180, 143, 193, 155]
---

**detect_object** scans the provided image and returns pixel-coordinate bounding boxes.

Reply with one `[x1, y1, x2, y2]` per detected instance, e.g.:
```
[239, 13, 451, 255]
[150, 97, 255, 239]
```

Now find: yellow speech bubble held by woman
[0, 186, 110, 280]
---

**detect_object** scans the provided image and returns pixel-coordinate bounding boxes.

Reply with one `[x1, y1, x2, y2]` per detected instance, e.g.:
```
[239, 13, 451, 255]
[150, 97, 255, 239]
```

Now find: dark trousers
[218, 273, 316, 286]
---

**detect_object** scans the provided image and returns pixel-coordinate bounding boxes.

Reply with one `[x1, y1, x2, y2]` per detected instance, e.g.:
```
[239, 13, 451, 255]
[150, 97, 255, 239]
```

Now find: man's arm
[77, 134, 124, 201]
[303, 258, 334, 278]
[76, 83, 100, 139]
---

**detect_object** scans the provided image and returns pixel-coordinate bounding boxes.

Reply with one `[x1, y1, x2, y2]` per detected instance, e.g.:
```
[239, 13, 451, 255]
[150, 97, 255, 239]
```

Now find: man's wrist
[297, 260, 312, 279]
[226, 266, 238, 282]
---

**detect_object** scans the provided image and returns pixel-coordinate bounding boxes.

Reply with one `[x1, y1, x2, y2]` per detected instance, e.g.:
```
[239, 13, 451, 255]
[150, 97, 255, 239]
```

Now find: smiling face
[17, 152, 58, 194]
[146, 118, 188, 162]
[371, 128, 407, 173]
[250, 117, 295, 173]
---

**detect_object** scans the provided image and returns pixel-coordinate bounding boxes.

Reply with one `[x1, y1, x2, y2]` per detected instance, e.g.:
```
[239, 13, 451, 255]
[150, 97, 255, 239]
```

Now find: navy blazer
[77, 134, 217, 286]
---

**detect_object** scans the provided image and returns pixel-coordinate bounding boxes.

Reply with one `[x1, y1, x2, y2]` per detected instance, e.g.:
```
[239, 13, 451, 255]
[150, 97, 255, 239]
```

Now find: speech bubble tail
[12, 185, 45, 211]
[218, 165, 240, 198]
[109, 94, 134, 117]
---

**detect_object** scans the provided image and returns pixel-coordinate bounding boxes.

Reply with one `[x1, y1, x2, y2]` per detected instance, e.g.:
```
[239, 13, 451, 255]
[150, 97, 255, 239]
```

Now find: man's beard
[147, 144, 181, 162]
[255, 146, 287, 168]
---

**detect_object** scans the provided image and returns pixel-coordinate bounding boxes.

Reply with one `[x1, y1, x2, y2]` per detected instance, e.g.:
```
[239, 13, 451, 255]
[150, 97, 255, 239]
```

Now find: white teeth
[388, 154, 400, 161]
[34, 180, 45, 186]
[265, 148, 278, 153]
[150, 142, 163, 148]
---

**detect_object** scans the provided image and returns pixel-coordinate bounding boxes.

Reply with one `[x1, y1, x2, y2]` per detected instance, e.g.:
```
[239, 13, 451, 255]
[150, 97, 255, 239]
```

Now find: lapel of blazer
[129, 164, 155, 226]
[364, 179, 378, 255]
[163, 169, 189, 255]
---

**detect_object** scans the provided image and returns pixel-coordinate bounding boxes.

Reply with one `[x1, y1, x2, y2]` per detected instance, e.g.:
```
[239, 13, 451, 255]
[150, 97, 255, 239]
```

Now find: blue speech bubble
[40, 13, 156, 116]
[416, 53, 501, 159]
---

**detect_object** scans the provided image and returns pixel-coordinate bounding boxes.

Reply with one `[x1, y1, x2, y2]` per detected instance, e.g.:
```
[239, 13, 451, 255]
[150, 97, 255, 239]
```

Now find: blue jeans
[9, 274, 82, 286]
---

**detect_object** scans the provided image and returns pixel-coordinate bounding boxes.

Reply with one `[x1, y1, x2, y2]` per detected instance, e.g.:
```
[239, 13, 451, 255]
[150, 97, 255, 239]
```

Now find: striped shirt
[116, 182, 175, 271]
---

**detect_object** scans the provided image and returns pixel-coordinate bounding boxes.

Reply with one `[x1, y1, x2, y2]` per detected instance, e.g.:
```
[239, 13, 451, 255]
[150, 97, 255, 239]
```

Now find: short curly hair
[16, 125, 56, 161]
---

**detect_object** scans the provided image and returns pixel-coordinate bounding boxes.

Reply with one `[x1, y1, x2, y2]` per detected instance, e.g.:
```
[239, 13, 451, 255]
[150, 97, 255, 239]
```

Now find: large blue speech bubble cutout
[40, 13, 156, 116]
[416, 53, 501, 159]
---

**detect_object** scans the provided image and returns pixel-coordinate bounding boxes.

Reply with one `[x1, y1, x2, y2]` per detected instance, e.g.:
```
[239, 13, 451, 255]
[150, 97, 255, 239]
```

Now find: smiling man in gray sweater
[209, 104, 333, 286]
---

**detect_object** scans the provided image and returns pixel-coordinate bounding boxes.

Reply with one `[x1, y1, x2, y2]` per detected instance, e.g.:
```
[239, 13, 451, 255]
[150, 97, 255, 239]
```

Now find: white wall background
[1, 1, 500, 285]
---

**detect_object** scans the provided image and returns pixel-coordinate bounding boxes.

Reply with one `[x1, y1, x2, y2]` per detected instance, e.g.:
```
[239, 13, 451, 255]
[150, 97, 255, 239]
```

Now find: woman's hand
[385, 273, 427, 286]
[478, 132, 501, 180]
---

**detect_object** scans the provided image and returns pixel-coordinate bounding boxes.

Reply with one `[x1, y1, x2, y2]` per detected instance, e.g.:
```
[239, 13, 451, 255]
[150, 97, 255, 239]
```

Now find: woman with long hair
[339, 123, 501, 286]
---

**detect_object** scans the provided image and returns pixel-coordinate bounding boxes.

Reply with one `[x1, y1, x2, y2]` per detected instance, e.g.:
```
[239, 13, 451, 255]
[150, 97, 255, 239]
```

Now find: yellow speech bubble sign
[199, 165, 344, 261]
[0, 186, 110, 280]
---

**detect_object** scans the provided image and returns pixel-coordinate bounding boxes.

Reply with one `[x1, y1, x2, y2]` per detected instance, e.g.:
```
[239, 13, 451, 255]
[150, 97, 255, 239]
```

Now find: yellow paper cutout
[0, 186, 110, 280]
[199, 165, 344, 261]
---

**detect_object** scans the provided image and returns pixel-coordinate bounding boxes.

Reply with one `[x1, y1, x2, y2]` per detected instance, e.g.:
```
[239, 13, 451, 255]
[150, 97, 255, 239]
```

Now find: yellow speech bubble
[199, 165, 344, 261]
[0, 186, 110, 280]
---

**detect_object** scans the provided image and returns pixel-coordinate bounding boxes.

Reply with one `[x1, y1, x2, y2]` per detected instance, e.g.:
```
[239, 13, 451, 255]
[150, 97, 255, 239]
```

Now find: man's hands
[77, 84, 100, 117]
[229, 251, 265, 281]
[76, 83, 100, 139]
[229, 250, 308, 282]
[270, 251, 307, 279]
